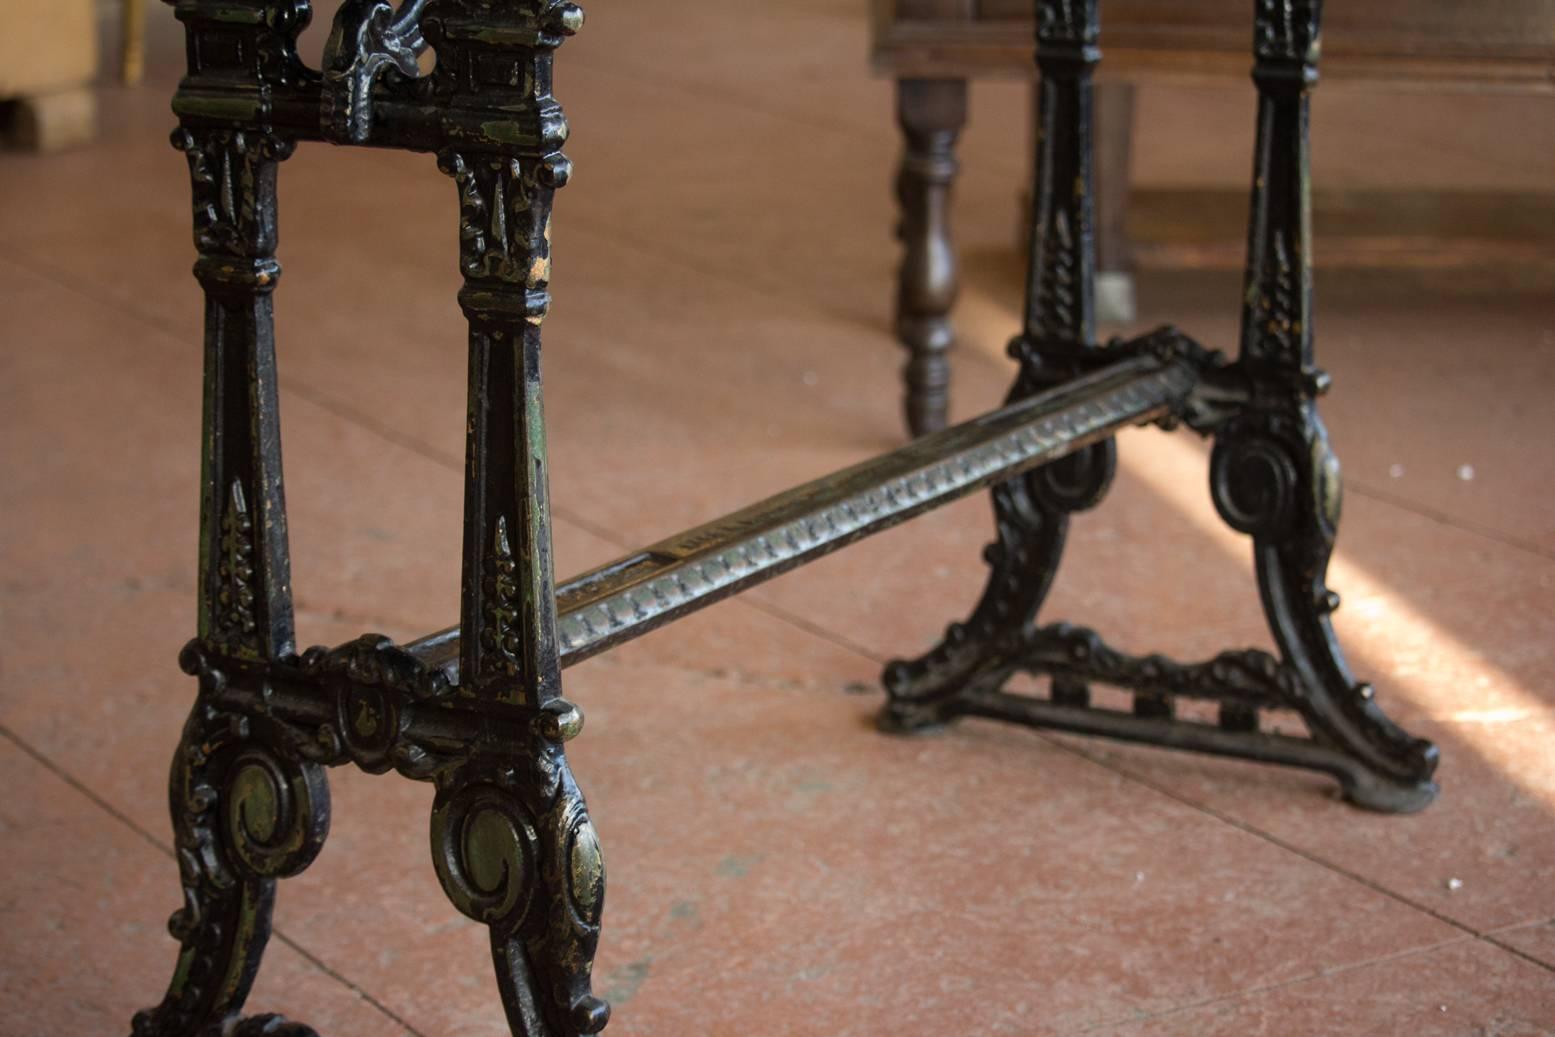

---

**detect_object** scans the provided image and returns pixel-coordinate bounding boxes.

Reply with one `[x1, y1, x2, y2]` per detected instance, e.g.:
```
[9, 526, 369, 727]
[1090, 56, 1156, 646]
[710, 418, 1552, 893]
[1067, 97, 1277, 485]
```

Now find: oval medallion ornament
[221, 744, 329, 879]
[567, 816, 604, 925]
[431, 783, 536, 928]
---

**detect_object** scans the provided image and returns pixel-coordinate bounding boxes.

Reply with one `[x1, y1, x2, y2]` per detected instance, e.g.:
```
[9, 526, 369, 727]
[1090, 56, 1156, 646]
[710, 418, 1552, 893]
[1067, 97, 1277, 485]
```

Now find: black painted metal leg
[133, 689, 329, 1037]
[137, 119, 330, 1036]
[431, 751, 608, 1037]
[435, 53, 608, 1024]
[882, 0, 1438, 813]
[895, 77, 967, 437]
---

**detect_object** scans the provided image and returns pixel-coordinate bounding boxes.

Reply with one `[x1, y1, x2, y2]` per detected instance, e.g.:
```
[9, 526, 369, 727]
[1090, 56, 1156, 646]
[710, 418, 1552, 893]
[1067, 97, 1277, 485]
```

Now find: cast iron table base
[131, 1, 1439, 1034]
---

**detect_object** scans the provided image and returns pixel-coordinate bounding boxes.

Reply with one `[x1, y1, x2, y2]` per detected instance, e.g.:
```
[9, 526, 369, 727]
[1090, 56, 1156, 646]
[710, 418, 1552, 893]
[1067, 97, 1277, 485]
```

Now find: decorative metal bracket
[133, 1, 1437, 1035]
[320, 0, 430, 144]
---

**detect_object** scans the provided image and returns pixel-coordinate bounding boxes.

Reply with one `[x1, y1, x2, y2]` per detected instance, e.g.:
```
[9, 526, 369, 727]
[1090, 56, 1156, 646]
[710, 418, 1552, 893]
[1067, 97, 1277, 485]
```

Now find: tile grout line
[1345, 479, 1555, 565]
[1039, 733, 1555, 978]
[563, 51, 907, 154]
[1058, 934, 1476, 1035]
[9, 171, 1555, 974]
[12, 210, 1547, 591]
[0, 719, 429, 1037]
[0, 245, 892, 664]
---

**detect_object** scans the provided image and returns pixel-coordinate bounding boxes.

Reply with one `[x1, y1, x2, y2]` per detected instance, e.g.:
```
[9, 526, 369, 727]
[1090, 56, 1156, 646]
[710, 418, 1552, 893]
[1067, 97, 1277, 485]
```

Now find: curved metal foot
[882, 397, 1439, 814]
[132, 651, 331, 1037]
[883, 428, 1114, 727]
[1215, 405, 1440, 811]
[430, 718, 609, 1037]
[880, 0, 1438, 814]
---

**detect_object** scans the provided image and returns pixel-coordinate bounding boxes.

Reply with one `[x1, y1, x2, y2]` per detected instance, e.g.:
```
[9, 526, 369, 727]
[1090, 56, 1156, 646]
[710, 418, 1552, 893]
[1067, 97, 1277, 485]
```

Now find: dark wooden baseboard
[1128, 187, 1555, 275]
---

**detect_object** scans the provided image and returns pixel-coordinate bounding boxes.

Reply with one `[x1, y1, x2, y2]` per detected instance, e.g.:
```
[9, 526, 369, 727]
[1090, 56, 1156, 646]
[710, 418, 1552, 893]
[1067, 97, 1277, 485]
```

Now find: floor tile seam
[561, 51, 908, 154]
[0, 247, 890, 691]
[1038, 734, 1495, 940]
[738, 595, 892, 665]
[580, 648, 878, 698]
[1487, 915, 1555, 936]
[555, 203, 899, 338]
[1345, 479, 1555, 567]
[0, 226, 899, 556]
[0, 246, 632, 582]
[1480, 932, 1555, 976]
[958, 311, 1555, 569]
[1055, 933, 1477, 1035]
[0, 718, 426, 1037]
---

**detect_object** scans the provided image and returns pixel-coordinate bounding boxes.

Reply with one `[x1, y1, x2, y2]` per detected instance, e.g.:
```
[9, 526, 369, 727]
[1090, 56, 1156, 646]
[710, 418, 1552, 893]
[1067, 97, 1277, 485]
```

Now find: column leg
[1209, 0, 1436, 811]
[431, 6, 606, 1025]
[135, 125, 329, 1036]
[894, 77, 967, 437]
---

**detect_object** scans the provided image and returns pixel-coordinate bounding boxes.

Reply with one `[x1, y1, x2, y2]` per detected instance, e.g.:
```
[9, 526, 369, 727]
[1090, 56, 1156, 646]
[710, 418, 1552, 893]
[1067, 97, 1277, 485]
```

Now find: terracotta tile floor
[3, 3, 1554, 1035]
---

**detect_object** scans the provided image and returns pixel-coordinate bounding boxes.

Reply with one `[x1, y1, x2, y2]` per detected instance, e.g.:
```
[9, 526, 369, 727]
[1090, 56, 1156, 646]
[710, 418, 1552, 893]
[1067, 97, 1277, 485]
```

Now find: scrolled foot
[133, 673, 331, 1037]
[431, 719, 607, 1036]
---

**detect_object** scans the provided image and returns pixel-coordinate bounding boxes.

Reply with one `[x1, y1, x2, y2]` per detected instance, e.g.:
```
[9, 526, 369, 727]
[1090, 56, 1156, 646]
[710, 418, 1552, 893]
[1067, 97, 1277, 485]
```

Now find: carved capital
[1255, 0, 1322, 66]
[1036, 0, 1099, 50]
[172, 128, 292, 269]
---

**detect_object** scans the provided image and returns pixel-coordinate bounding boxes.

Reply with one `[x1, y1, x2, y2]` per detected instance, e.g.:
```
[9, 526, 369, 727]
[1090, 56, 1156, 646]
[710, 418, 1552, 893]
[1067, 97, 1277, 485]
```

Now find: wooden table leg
[895, 77, 967, 437]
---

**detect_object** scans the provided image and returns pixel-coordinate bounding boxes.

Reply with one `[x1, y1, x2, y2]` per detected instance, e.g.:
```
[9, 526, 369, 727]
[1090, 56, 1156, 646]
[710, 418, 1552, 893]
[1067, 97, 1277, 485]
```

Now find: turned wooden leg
[894, 77, 967, 437]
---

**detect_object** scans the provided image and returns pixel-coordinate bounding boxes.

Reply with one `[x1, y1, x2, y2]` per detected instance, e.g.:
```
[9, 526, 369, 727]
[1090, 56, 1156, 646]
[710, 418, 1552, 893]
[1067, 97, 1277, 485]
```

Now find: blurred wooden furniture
[1, 0, 98, 151]
[123, 0, 148, 86]
[874, 0, 1555, 434]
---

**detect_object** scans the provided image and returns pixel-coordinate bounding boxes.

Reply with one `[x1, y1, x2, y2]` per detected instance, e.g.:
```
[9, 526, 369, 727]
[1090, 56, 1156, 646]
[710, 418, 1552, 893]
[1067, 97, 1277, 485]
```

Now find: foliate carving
[1036, 0, 1099, 47]
[1033, 207, 1082, 342]
[214, 481, 261, 652]
[1255, 0, 1322, 63]
[296, 634, 455, 778]
[1022, 624, 1304, 710]
[1248, 230, 1301, 365]
[299, 632, 453, 701]
[440, 151, 568, 289]
[172, 129, 293, 261]
[482, 515, 524, 679]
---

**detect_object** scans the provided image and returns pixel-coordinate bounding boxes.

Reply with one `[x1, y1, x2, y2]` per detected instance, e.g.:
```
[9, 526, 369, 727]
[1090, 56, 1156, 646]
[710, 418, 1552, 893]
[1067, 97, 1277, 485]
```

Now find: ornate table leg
[135, 26, 329, 1032]
[895, 77, 967, 437]
[1207, 0, 1439, 809]
[883, 0, 1438, 813]
[427, 4, 607, 1031]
